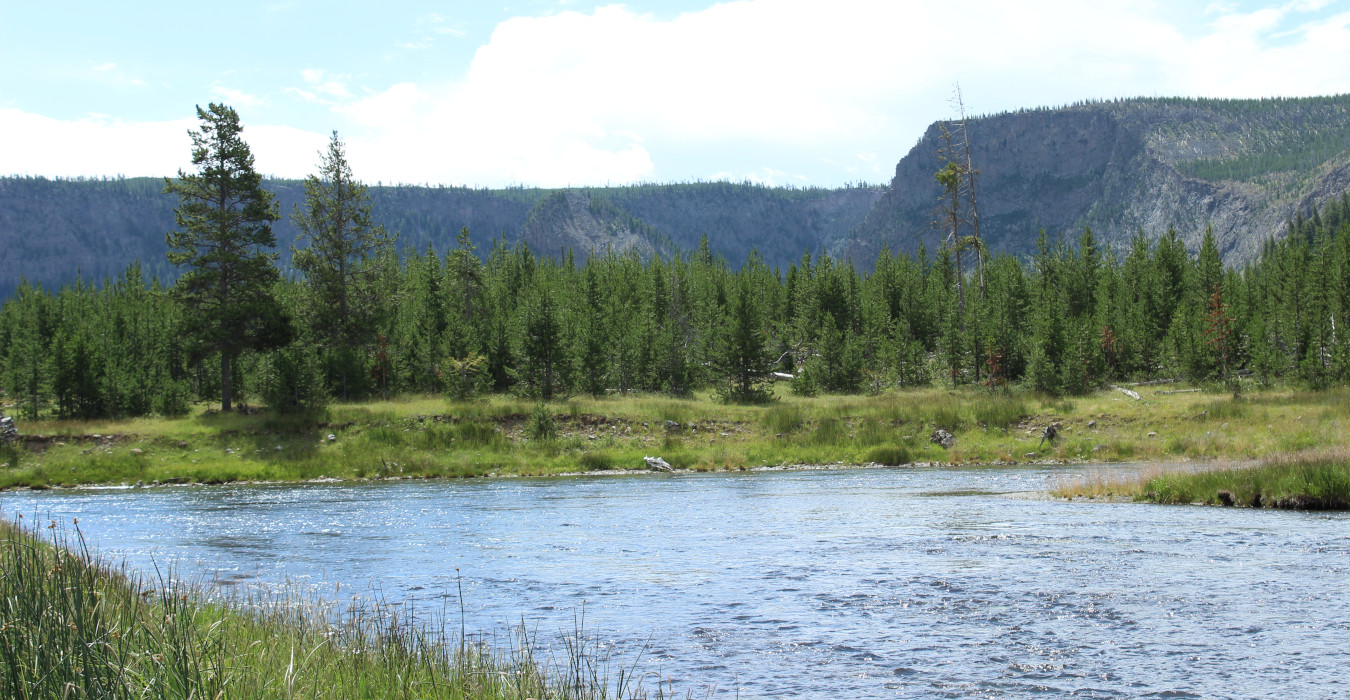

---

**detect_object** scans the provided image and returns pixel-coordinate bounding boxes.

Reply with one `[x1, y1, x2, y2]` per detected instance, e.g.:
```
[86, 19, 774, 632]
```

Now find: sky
[2, 0, 1350, 188]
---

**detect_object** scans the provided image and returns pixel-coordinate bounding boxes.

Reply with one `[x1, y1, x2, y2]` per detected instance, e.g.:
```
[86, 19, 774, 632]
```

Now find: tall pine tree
[291, 130, 391, 400]
[164, 103, 289, 411]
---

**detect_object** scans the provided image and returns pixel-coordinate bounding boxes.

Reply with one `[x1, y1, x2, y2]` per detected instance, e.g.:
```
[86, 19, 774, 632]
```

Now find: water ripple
[4, 466, 1349, 697]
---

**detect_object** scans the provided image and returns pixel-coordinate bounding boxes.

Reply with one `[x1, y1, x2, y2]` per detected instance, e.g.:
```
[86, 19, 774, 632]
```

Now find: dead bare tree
[935, 131, 967, 313]
[952, 85, 986, 299]
[932, 83, 986, 313]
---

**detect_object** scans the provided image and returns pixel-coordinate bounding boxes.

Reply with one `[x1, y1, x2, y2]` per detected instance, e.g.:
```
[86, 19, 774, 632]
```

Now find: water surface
[4, 465, 1348, 698]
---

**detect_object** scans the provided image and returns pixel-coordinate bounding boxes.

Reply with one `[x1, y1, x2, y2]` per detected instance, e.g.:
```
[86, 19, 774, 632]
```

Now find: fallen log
[1111, 385, 1142, 400]
[643, 456, 674, 472]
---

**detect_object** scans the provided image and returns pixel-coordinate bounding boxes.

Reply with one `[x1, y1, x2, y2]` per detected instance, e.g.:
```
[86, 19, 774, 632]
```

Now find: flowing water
[4, 465, 1349, 698]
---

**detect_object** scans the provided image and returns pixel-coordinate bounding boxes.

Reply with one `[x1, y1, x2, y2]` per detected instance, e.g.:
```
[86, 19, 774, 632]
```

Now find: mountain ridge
[0, 176, 880, 298]
[5, 94, 1350, 298]
[838, 94, 1350, 265]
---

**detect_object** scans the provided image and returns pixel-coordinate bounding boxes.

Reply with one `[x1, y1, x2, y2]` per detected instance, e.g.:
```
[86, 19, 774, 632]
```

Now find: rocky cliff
[840, 95, 1350, 265]
[5, 95, 1350, 298]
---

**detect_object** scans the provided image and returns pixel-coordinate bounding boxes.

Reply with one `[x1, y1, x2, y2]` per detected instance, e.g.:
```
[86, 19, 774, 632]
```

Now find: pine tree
[164, 104, 290, 411]
[718, 273, 773, 403]
[393, 247, 445, 393]
[574, 264, 609, 397]
[5, 284, 50, 419]
[291, 131, 391, 400]
[517, 277, 564, 399]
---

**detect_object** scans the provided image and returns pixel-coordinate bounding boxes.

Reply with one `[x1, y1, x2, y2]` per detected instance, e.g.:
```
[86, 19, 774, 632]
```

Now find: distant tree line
[3, 104, 1350, 419]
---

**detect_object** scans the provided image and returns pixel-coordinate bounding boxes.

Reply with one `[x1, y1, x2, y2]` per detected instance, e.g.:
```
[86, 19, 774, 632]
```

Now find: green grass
[1139, 452, 1350, 508]
[4, 383, 1350, 488]
[0, 519, 658, 699]
[761, 405, 805, 435]
[866, 445, 912, 466]
[1055, 446, 1350, 509]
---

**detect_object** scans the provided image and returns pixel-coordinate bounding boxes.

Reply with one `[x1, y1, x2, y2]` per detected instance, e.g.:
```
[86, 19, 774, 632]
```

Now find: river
[3, 465, 1348, 698]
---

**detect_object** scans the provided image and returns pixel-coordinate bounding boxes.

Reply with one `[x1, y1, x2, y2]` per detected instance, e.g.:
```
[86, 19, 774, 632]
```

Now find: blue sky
[3, 0, 1349, 187]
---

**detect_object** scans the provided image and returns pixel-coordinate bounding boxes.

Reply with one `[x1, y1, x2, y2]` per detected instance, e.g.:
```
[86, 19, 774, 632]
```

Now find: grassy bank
[3, 384, 1350, 489]
[0, 518, 652, 699]
[1057, 448, 1350, 509]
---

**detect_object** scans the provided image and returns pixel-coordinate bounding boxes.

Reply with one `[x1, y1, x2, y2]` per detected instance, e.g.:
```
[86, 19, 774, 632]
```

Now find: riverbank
[0, 519, 642, 699]
[1056, 447, 1350, 509]
[3, 384, 1349, 491]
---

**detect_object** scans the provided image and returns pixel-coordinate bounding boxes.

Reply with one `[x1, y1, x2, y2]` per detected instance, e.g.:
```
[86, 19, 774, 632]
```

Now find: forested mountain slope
[0, 177, 879, 298]
[0, 177, 542, 298]
[840, 95, 1350, 266]
[582, 182, 882, 268]
[6, 94, 1350, 299]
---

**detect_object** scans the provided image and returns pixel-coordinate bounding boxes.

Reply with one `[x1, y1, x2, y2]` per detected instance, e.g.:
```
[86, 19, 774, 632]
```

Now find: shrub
[931, 405, 964, 432]
[528, 404, 556, 441]
[762, 406, 805, 434]
[867, 445, 912, 466]
[259, 342, 328, 413]
[789, 358, 821, 397]
[578, 452, 614, 471]
[364, 424, 403, 446]
[972, 396, 1026, 430]
[455, 421, 504, 448]
[440, 352, 487, 402]
[809, 416, 846, 445]
[856, 418, 889, 446]
[0, 441, 21, 470]
[155, 380, 192, 417]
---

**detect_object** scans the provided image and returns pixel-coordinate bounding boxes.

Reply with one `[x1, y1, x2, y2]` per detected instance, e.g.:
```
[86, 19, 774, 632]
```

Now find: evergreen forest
[4, 103, 1350, 421]
[4, 195, 1350, 420]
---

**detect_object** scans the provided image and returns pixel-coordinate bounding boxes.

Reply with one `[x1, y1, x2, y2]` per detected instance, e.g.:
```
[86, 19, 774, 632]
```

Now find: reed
[0, 519, 672, 699]
[1055, 447, 1350, 509]
[1140, 448, 1350, 508]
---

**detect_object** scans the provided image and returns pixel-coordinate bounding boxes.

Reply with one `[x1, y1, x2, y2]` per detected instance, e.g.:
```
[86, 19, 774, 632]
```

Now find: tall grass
[1142, 450, 1350, 508]
[761, 405, 804, 434]
[1056, 449, 1350, 510]
[0, 519, 666, 699]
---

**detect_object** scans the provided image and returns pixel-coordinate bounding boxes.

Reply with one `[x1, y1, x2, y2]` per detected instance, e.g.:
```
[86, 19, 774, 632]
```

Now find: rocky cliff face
[5, 95, 1348, 298]
[841, 96, 1350, 265]
[513, 185, 885, 268]
[520, 190, 672, 261]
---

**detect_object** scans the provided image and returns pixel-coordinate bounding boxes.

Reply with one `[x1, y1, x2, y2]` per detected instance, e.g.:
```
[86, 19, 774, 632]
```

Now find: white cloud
[210, 84, 265, 107]
[290, 69, 353, 103]
[0, 109, 325, 180]
[394, 13, 468, 54]
[325, 0, 1292, 186]
[86, 61, 147, 87]
[8, 1, 1350, 186]
[282, 86, 320, 103]
[0, 109, 194, 177]
[419, 12, 467, 36]
[247, 125, 330, 178]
